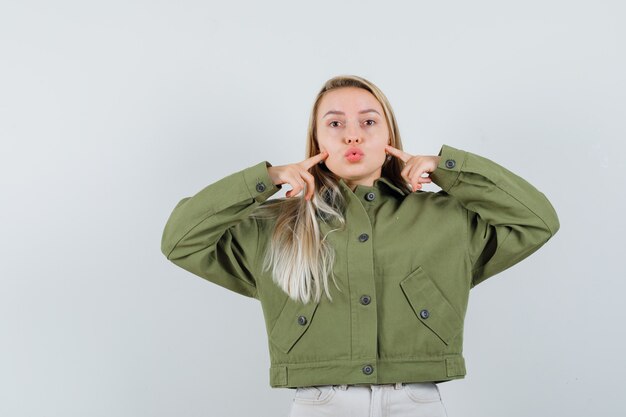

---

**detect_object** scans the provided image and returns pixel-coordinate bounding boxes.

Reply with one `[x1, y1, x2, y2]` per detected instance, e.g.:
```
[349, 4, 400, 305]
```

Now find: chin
[328, 161, 381, 179]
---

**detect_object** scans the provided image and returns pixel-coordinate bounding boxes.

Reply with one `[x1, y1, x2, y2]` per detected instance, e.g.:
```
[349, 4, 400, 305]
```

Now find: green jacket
[160, 144, 560, 388]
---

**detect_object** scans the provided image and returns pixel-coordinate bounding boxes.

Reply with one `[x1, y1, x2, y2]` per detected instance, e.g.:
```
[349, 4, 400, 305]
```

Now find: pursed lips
[344, 147, 364, 157]
[344, 147, 364, 162]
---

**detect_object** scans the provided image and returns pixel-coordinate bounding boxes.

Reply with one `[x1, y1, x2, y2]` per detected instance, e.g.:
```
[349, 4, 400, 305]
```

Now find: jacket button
[362, 364, 374, 375]
[360, 295, 371, 305]
[358, 233, 369, 242]
[297, 315, 307, 325]
[445, 159, 456, 169]
[256, 182, 266, 193]
[420, 309, 430, 319]
[365, 192, 376, 201]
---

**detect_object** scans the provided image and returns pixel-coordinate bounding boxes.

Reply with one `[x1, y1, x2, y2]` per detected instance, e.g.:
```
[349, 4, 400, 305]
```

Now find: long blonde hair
[250, 75, 411, 304]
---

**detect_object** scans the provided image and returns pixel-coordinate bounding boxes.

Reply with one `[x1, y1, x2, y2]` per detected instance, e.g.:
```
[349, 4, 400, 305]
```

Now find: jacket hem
[268, 355, 466, 388]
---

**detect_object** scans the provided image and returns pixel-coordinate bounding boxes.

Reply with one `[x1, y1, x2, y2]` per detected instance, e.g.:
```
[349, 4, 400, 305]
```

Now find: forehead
[317, 87, 383, 115]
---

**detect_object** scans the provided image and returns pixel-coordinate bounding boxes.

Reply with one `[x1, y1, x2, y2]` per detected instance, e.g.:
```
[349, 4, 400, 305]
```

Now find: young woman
[161, 75, 560, 416]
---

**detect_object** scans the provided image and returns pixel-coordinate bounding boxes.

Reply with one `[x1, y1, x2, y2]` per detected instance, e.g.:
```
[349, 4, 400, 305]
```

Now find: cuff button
[256, 182, 266, 192]
[445, 159, 456, 169]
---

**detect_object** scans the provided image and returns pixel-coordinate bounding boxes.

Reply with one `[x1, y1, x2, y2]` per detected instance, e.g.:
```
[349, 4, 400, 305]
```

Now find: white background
[1, 1, 624, 416]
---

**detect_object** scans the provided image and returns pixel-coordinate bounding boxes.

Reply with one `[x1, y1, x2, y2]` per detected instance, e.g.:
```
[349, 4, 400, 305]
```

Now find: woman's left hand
[385, 145, 441, 192]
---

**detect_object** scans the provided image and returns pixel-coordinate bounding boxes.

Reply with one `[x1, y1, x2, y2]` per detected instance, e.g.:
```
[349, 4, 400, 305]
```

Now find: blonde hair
[250, 75, 411, 304]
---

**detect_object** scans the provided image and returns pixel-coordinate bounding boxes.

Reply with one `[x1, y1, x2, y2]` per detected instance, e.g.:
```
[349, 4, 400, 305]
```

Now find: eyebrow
[322, 109, 381, 118]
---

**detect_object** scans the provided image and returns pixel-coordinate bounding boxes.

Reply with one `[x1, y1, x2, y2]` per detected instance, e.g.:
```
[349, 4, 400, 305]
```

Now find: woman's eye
[364, 120, 375, 126]
[329, 121, 341, 127]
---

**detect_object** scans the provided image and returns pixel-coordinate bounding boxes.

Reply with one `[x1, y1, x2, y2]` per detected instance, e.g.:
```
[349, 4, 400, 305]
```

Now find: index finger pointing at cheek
[385, 145, 410, 162]
[302, 150, 328, 170]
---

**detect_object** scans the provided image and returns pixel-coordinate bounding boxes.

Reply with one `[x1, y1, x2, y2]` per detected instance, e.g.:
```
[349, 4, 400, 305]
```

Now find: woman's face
[316, 87, 390, 189]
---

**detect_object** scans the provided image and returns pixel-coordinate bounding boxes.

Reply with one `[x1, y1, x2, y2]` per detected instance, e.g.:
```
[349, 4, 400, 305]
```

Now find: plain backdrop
[1, 1, 624, 416]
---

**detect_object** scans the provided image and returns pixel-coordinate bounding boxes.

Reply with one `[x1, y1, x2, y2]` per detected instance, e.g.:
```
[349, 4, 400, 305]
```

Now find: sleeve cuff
[429, 144, 468, 192]
[242, 161, 282, 202]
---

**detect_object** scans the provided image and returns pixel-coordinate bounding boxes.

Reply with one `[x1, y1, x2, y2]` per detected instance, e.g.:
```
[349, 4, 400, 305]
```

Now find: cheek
[326, 152, 342, 166]
[323, 149, 344, 169]
[317, 138, 338, 155]
[370, 142, 388, 156]
[371, 150, 386, 165]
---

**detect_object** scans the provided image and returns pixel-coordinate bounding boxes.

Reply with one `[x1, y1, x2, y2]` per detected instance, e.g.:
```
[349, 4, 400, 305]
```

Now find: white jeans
[288, 382, 449, 417]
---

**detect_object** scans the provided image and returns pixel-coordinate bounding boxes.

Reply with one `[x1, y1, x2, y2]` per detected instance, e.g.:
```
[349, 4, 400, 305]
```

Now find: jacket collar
[338, 176, 407, 197]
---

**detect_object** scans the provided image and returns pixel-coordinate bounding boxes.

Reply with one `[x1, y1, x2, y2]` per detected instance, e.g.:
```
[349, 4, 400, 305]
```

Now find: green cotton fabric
[160, 144, 560, 388]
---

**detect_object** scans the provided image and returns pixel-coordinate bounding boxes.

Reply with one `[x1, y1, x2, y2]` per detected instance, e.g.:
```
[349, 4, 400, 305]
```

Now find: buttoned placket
[338, 179, 384, 382]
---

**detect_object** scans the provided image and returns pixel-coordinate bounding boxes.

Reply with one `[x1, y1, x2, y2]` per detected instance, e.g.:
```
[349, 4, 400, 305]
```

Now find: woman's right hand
[267, 150, 328, 201]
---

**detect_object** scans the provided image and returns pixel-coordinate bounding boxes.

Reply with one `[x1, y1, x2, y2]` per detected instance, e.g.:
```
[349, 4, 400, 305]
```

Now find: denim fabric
[288, 382, 448, 417]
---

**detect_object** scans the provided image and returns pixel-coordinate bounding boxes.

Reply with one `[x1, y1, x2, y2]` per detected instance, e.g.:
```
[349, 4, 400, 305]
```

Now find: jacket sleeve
[160, 161, 282, 298]
[429, 144, 560, 288]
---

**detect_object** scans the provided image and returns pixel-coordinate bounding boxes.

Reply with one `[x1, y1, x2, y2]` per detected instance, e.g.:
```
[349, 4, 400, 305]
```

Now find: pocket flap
[269, 298, 320, 354]
[400, 266, 462, 345]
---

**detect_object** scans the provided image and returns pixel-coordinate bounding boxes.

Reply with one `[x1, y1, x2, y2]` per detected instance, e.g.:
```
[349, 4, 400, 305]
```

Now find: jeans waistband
[335, 382, 405, 390]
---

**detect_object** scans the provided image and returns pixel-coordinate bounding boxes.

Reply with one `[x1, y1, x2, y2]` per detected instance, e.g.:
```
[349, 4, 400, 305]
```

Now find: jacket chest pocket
[400, 266, 463, 345]
[269, 297, 320, 354]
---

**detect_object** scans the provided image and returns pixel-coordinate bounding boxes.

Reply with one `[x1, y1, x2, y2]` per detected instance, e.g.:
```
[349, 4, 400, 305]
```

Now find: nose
[343, 120, 363, 144]
[344, 136, 362, 144]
